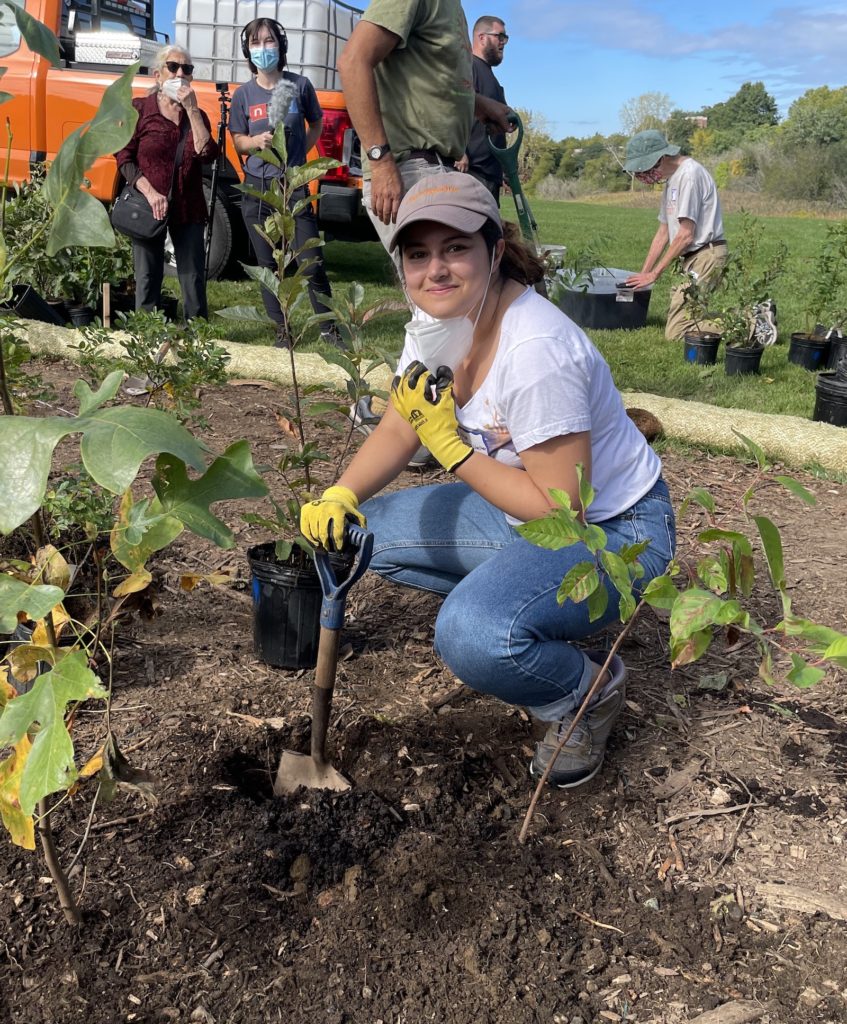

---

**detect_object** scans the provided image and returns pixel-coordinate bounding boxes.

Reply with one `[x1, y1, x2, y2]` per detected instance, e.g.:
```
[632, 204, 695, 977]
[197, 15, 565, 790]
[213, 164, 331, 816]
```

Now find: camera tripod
[204, 83, 231, 279]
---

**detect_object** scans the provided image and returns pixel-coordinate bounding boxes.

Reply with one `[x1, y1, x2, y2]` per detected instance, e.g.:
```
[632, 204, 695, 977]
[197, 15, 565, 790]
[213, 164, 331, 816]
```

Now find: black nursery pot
[683, 332, 720, 365]
[67, 304, 96, 327]
[1, 284, 65, 325]
[248, 542, 352, 669]
[788, 332, 830, 371]
[813, 372, 847, 428]
[825, 334, 847, 372]
[724, 345, 763, 376]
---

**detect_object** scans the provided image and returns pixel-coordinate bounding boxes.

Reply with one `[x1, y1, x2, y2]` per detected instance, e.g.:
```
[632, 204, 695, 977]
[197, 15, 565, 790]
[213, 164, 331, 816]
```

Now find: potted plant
[545, 237, 653, 331]
[217, 128, 400, 669]
[677, 269, 722, 365]
[710, 213, 787, 376]
[789, 222, 847, 371]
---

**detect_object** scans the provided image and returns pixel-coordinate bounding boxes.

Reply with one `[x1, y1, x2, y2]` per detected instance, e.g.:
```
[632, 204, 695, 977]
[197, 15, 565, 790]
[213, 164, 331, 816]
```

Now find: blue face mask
[250, 47, 279, 71]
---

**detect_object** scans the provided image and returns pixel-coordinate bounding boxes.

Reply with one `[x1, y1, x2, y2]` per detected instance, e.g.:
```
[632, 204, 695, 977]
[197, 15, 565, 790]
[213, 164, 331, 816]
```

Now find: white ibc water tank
[174, 0, 360, 89]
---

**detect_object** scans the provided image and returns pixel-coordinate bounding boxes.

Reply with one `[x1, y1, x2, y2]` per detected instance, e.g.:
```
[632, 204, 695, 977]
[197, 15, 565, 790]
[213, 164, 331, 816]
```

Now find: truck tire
[164, 181, 234, 281]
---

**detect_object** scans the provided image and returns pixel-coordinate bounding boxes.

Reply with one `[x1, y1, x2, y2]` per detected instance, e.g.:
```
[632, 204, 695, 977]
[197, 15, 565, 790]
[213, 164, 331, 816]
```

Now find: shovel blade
[273, 750, 351, 796]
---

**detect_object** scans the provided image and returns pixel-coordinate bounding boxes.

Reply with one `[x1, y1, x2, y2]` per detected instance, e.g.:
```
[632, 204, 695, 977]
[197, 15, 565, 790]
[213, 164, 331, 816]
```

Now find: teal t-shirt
[363, 0, 474, 166]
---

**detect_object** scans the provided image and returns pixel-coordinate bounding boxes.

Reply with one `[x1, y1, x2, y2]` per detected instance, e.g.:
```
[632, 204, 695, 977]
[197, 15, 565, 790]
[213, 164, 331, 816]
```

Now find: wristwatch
[366, 143, 392, 161]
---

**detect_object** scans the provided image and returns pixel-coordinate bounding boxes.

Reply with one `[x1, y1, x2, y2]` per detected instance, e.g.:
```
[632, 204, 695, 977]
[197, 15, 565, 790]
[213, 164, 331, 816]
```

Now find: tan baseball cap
[387, 174, 502, 252]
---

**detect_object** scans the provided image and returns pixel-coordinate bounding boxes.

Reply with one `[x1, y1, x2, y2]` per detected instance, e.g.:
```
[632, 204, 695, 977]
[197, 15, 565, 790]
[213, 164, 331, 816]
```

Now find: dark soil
[2, 361, 847, 1024]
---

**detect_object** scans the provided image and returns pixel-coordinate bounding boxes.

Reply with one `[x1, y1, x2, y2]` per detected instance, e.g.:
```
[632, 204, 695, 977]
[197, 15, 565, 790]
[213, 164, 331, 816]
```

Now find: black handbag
[111, 117, 189, 242]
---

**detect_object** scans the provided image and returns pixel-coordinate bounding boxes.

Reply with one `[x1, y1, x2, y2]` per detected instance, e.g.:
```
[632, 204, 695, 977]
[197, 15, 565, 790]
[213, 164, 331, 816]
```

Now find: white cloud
[514, 2, 847, 93]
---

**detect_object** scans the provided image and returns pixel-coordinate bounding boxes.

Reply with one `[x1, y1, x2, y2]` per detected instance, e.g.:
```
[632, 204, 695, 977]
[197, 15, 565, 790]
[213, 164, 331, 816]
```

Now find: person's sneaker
[320, 324, 345, 349]
[348, 396, 435, 469]
[751, 298, 778, 346]
[529, 649, 627, 788]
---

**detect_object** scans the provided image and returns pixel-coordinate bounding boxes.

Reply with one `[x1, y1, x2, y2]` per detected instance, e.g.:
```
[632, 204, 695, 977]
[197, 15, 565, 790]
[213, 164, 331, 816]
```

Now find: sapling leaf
[698, 528, 753, 555]
[215, 303, 268, 322]
[671, 627, 712, 667]
[696, 555, 728, 594]
[679, 487, 715, 518]
[113, 570, 153, 597]
[786, 654, 825, 690]
[732, 429, 769, 471]
[556, 562, 599, 605]
[242, 264, 284, 297]
[587, 583, 609, 623]
[752, 515, 785, 592]
[641, 575, 678, 610]
[779, 616, 844, 654]
[758, 650, 778, 686]
[669, 588, 724, 639]
[576, 465, 595, 515]
[0, 576, 65, 633]
[583, 523, 607, 555]
[548, 487, 573, 511]
[152, 440, 268, 548]
[618, 540, 651, 564]
[35, 544, 71, 591]
[73, 370, 123, 415]
[515, 511, 582, 550]
[0, 735, 35, 850]
[2, 0, 60, 64]
[8, 645, 55, 685]
[287, 157, 341, 192]
[0, 417, 75, 534]
[775, 476, 817, 506]
[822, 636, 847, 667]
[0, 651, 107, 814]
[320, 348, 359, 378]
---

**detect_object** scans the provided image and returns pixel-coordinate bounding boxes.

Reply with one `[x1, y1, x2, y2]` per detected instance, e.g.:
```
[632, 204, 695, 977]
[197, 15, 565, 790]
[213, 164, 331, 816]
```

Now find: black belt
[402, 148, 447, 165]
[684, 239, 727, 258]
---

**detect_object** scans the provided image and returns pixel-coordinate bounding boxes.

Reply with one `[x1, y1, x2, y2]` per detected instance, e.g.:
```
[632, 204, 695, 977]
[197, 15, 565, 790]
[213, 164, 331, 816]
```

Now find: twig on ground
[566, 907, 624, 934]
[711, 796, 755, 875]
[663, 802, 763, 827]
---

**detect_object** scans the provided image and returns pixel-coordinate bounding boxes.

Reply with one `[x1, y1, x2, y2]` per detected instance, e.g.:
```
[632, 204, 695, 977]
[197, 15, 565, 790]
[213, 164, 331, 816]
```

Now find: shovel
[488, 111, 541, 248]
[273, 525, 374, 795]
[488, 112, 547, 296]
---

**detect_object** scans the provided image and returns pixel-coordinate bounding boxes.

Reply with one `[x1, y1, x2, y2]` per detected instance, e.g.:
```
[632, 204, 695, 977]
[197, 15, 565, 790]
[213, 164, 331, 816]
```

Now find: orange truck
[1, 0, 371, 278]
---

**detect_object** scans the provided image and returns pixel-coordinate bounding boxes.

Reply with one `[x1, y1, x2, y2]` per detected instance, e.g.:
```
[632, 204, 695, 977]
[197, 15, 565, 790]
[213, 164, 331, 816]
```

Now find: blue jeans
[361, 480, 676, 720]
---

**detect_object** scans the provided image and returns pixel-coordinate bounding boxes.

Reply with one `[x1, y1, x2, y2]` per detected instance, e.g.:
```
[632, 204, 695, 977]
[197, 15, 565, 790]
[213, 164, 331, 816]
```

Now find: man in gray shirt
[624, 130, 728, 340]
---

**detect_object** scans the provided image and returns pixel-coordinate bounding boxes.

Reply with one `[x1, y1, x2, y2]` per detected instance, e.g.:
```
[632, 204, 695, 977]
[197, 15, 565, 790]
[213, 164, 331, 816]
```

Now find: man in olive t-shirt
[338, 0, 513, 251]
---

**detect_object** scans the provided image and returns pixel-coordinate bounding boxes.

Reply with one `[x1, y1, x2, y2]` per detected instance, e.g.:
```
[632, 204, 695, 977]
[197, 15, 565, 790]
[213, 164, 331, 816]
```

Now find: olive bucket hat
[623, 129, 680, 173]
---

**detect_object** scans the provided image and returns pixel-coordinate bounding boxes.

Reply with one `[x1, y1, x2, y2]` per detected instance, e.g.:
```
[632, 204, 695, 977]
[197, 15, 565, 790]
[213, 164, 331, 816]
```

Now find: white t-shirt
[659, 158, 724, 251]
[398, 288, 662, 523]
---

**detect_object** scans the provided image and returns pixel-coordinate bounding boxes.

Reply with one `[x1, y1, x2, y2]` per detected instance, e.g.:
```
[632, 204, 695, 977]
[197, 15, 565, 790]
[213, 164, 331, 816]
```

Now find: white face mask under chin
[404, 249, 496, 372]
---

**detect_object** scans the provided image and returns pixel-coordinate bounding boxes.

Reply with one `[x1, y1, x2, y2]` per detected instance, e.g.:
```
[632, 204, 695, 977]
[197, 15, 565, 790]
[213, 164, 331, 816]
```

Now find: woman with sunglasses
[115, 46, 217, 319]
[301, 174, 676, 790]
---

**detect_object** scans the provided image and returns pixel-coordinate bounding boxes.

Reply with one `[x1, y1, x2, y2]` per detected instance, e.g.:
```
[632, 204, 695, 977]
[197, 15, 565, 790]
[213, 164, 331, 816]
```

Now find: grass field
[190, 197, 842, 420]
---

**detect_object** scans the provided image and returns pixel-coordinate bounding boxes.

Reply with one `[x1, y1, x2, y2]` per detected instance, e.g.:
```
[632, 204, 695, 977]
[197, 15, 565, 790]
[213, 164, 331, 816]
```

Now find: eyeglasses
[165, 61, 194, 75]
[481, 31, 509, 44]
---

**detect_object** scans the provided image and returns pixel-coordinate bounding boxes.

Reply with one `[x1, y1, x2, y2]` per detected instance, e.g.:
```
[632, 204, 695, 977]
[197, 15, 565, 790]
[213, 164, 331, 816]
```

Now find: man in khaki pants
[623, 130, 728, 340]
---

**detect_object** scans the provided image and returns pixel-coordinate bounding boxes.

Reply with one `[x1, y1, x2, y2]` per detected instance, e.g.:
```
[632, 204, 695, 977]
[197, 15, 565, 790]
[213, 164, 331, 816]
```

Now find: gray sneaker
[751, 298, 778, 347]
[348, 396, 434, 469]
[529, 649, 627, 788]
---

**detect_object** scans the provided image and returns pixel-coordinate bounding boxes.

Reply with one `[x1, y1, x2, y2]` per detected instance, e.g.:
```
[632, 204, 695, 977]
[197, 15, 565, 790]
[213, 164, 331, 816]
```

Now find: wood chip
[686, 1000, 767, 1024]
[756, 882, 847, 922]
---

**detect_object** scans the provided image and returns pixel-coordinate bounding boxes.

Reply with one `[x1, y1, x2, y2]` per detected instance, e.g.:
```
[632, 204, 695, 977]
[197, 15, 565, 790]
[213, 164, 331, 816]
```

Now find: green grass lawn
[192, 198, 838, 419]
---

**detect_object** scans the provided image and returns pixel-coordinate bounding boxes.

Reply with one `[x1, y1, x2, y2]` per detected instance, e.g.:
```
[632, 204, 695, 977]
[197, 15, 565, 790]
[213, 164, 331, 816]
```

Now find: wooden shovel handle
[311, 626, 341, 764]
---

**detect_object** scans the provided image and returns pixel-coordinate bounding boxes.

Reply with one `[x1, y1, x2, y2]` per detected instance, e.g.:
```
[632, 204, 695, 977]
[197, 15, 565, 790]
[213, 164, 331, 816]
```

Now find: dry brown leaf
[274, 412, 297, 437]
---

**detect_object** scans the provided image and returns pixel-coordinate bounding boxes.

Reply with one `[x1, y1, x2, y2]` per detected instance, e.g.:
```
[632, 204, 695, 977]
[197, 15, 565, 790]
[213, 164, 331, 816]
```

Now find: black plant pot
[67, 304, 96, 327]
[725, 345, 763, 376]
[159, 295, 179, 321]
[46, 297, 70, 324]
[248, 542, 352, 669]
[1, 284, 65, 325]
[813, 372, 847, 427]
[110, 290, 136, 315]
[825, 334, 847, 372]
[554, 269, 652, 330]
[683, 332, 721, 365]
[789, 332, 830, 371]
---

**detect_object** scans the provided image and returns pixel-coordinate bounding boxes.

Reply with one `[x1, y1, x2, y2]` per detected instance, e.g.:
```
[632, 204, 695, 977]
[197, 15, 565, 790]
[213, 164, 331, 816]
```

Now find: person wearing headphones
[229, 18, 337, 348]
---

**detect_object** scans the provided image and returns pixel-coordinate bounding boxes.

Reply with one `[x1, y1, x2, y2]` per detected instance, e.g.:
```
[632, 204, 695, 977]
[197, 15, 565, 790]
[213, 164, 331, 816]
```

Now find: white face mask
[161, 77, 182, 100]
[404, 249, 496, 372]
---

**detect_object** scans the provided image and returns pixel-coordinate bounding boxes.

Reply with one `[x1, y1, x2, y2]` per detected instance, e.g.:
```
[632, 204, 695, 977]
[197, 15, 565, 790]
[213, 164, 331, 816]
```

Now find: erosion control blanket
[21, 324, 847, 475]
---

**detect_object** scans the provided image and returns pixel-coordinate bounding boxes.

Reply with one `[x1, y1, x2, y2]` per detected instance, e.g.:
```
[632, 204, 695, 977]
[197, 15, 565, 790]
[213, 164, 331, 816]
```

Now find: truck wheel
[164, 182, 233, 281]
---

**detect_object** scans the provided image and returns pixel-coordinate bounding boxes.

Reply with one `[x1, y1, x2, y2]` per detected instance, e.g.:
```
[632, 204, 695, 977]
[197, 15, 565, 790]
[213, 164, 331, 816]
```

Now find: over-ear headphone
[240, 18, 288, 65]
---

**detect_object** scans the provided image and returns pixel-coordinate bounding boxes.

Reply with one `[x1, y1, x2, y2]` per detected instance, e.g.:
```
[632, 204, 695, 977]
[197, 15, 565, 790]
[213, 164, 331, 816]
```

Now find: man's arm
[304, 116, 323, 153]
[474, 93, 513, 135]
[626, 220, 696, 289]
[338, 21, 403, 224]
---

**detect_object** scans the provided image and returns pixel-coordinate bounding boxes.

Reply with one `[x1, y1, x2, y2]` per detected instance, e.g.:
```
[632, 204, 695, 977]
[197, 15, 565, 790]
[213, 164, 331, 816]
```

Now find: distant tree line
[521, 82, 847, 206]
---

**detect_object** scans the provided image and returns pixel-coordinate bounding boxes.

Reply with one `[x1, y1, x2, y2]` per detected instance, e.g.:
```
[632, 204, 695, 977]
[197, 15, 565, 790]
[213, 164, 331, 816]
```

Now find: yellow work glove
[300, 485, 366, 551]
[391, 361, 474, 473]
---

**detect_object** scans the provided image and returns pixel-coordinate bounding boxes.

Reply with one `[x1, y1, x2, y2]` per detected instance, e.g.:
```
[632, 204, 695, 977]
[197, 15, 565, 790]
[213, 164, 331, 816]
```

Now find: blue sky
[155, 0, 847, 139]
